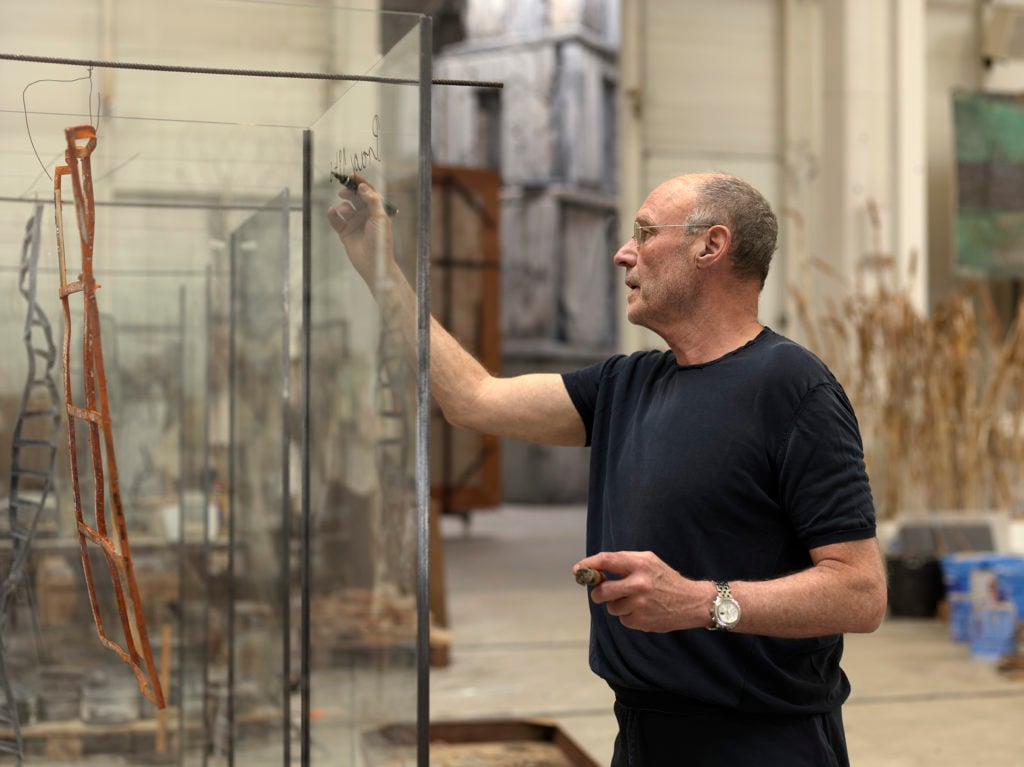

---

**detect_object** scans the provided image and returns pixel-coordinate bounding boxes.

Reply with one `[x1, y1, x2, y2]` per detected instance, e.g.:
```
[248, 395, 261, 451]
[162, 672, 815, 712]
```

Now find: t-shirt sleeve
[562, 357, 619, 448]
[775, 382, 877, 549]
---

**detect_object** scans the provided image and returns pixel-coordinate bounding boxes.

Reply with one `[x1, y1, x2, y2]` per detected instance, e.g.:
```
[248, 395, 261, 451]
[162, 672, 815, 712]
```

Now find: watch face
[716, 598, 741, 626]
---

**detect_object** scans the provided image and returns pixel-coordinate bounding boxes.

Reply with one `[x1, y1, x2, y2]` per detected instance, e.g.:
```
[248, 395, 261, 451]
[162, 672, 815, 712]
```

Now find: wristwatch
[708, 580, 741, 631]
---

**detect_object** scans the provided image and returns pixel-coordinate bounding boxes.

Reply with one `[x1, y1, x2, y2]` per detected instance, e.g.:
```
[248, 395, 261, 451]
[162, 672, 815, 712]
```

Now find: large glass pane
[305, 16, 426, 767]
[225, 191, 291, 765]
[0, 100, 303, 767]
[0, 4, 428, 765]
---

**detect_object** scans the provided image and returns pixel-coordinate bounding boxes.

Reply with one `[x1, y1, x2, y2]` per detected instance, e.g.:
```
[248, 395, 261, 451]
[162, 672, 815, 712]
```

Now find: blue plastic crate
[940, 553, 1024, 594]
[948, 593, 973, 642]
[969, 603, 1018, 661]
[995, 563, 1024, 617]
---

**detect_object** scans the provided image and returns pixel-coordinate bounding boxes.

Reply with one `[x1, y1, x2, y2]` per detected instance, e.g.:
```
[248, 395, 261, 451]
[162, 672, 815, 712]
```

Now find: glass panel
[226, 191, 291, 765]
[0, 5, 427, 765]
[306, 16, 425, 767]
[0, 108, 304, 765]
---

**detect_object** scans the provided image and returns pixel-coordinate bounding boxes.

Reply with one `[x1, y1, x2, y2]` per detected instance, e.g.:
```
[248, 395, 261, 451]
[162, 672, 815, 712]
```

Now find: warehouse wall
[620, 0, 935, 351]
[6, 0, 1024, 507]
[432, 0, 620, 502]
[618, 0, 1024, 347]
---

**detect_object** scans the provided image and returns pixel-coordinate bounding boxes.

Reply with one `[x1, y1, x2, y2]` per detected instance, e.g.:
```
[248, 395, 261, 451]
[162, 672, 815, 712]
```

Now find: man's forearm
[580, 540, 887, 637]
[726, 558, 887, 638]
[372, 260, 493, 431]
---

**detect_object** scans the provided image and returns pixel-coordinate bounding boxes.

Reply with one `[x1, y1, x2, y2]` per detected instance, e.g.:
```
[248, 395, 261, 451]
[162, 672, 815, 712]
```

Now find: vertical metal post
[176, 284, 187, 766]
[416, 14, 434, 767]
[226, 238, 238, 767]
[300, 129, 313, 767]
[201, 265, 213, 767]
[279, 190, 293, 767]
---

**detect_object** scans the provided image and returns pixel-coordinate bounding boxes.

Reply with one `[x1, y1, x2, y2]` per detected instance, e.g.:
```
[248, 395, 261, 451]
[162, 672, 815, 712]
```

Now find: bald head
[666, 173, 778, 288]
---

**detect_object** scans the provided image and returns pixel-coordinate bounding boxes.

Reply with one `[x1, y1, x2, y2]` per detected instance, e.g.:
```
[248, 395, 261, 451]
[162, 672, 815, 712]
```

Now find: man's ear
[695, 224, 731, 268]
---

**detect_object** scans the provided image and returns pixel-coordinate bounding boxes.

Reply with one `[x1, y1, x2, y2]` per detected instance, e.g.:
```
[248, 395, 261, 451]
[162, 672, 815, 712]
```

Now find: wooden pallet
[0, 705, 283, 760]
[3, 710, 180, 760]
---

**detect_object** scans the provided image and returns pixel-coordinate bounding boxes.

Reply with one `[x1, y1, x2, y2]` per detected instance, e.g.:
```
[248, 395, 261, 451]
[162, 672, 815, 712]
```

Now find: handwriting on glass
[332, 114, 383, 177]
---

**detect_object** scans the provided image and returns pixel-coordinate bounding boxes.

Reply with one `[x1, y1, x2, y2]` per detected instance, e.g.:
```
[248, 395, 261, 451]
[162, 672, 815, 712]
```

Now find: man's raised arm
[327, 176, 585, 447]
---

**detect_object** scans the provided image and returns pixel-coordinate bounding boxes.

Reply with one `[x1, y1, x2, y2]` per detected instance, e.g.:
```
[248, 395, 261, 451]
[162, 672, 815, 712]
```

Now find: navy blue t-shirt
[561, 327, 876, 714]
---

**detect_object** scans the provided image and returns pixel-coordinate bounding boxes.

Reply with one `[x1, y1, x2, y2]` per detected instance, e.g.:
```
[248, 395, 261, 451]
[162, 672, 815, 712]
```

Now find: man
[329, 172, 888, 767]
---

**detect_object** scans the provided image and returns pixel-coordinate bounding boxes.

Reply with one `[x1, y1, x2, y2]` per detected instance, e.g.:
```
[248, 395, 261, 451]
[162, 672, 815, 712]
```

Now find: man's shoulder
[563, 349, 675, 398]
[752, 329, 835, 381]
[586, 348, 675, 377]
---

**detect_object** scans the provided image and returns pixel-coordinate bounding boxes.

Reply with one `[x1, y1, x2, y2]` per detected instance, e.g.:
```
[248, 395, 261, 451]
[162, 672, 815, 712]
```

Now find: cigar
[574, 567, 605, 586]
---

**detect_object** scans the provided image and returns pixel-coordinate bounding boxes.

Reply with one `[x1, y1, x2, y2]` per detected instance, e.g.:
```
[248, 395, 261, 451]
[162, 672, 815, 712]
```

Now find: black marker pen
[331, 171, 399, 217]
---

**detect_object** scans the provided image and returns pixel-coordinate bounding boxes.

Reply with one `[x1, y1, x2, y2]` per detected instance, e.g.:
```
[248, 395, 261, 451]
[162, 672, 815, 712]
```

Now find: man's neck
[662, 313, 764, 367]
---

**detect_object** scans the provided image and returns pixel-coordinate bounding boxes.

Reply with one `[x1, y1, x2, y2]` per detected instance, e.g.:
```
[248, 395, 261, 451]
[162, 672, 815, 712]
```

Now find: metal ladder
[54, 124, 165, 710]
[1, 204, 61, 765]
[8, 204, 61, 549]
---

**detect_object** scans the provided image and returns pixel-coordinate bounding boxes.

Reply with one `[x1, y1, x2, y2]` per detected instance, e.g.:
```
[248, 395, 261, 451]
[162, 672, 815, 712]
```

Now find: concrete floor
[430, 505, 1024, 767]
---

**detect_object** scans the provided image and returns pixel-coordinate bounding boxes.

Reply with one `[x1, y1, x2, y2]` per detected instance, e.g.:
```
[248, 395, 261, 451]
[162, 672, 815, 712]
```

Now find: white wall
[618, 0, 976, 353]
[619, 0, 786, 351]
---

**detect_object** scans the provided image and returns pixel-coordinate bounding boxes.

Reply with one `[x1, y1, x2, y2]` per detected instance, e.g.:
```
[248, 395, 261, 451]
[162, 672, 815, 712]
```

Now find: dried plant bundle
[791, 266, 1024, 521]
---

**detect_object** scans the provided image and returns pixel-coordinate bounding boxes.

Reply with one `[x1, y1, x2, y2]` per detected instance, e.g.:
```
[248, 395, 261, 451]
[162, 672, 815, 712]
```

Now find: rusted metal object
[53, 124, 165, 710]
[367, 719, 600, 767]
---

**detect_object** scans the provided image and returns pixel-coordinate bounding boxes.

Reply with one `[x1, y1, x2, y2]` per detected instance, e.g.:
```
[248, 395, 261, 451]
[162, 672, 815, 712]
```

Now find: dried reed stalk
[791, 263, 1024, 521]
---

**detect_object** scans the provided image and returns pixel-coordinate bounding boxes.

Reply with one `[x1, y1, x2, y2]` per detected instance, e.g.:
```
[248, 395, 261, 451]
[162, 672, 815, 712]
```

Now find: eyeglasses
[632, 222, 713, 248]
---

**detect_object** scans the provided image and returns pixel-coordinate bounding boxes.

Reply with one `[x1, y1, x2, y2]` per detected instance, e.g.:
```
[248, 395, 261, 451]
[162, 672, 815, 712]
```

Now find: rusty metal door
[430, 166, 502, 516]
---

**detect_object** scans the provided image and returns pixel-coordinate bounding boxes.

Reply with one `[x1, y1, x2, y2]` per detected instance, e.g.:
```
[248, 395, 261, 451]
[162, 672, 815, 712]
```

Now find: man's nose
[613, 239, 637, 267]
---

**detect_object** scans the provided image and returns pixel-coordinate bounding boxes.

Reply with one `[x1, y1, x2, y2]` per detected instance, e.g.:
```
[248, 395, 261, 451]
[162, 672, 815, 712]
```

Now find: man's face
[614, 180, 705, 331]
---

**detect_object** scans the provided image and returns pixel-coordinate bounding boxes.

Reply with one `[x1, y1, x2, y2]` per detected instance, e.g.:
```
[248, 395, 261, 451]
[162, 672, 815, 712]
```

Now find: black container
[886, 555, 945, 617]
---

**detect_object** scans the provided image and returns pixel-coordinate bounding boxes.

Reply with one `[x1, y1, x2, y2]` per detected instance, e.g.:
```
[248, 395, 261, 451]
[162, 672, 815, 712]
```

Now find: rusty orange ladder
[53, 124, 165, 710]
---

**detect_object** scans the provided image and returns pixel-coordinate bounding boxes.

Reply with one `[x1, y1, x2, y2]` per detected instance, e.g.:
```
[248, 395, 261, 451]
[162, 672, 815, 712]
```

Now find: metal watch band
[707, 579, 736, 631]
[715, 580, 732, 600]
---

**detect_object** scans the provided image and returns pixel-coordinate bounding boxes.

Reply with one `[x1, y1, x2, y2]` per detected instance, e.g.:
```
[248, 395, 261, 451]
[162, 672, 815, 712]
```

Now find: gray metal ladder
[1, 205, 62, 764]
[8, 205, 61, 545]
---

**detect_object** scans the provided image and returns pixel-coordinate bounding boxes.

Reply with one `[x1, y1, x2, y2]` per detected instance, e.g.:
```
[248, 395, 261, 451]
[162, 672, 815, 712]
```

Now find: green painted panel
[954, 91, 1024, 275]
